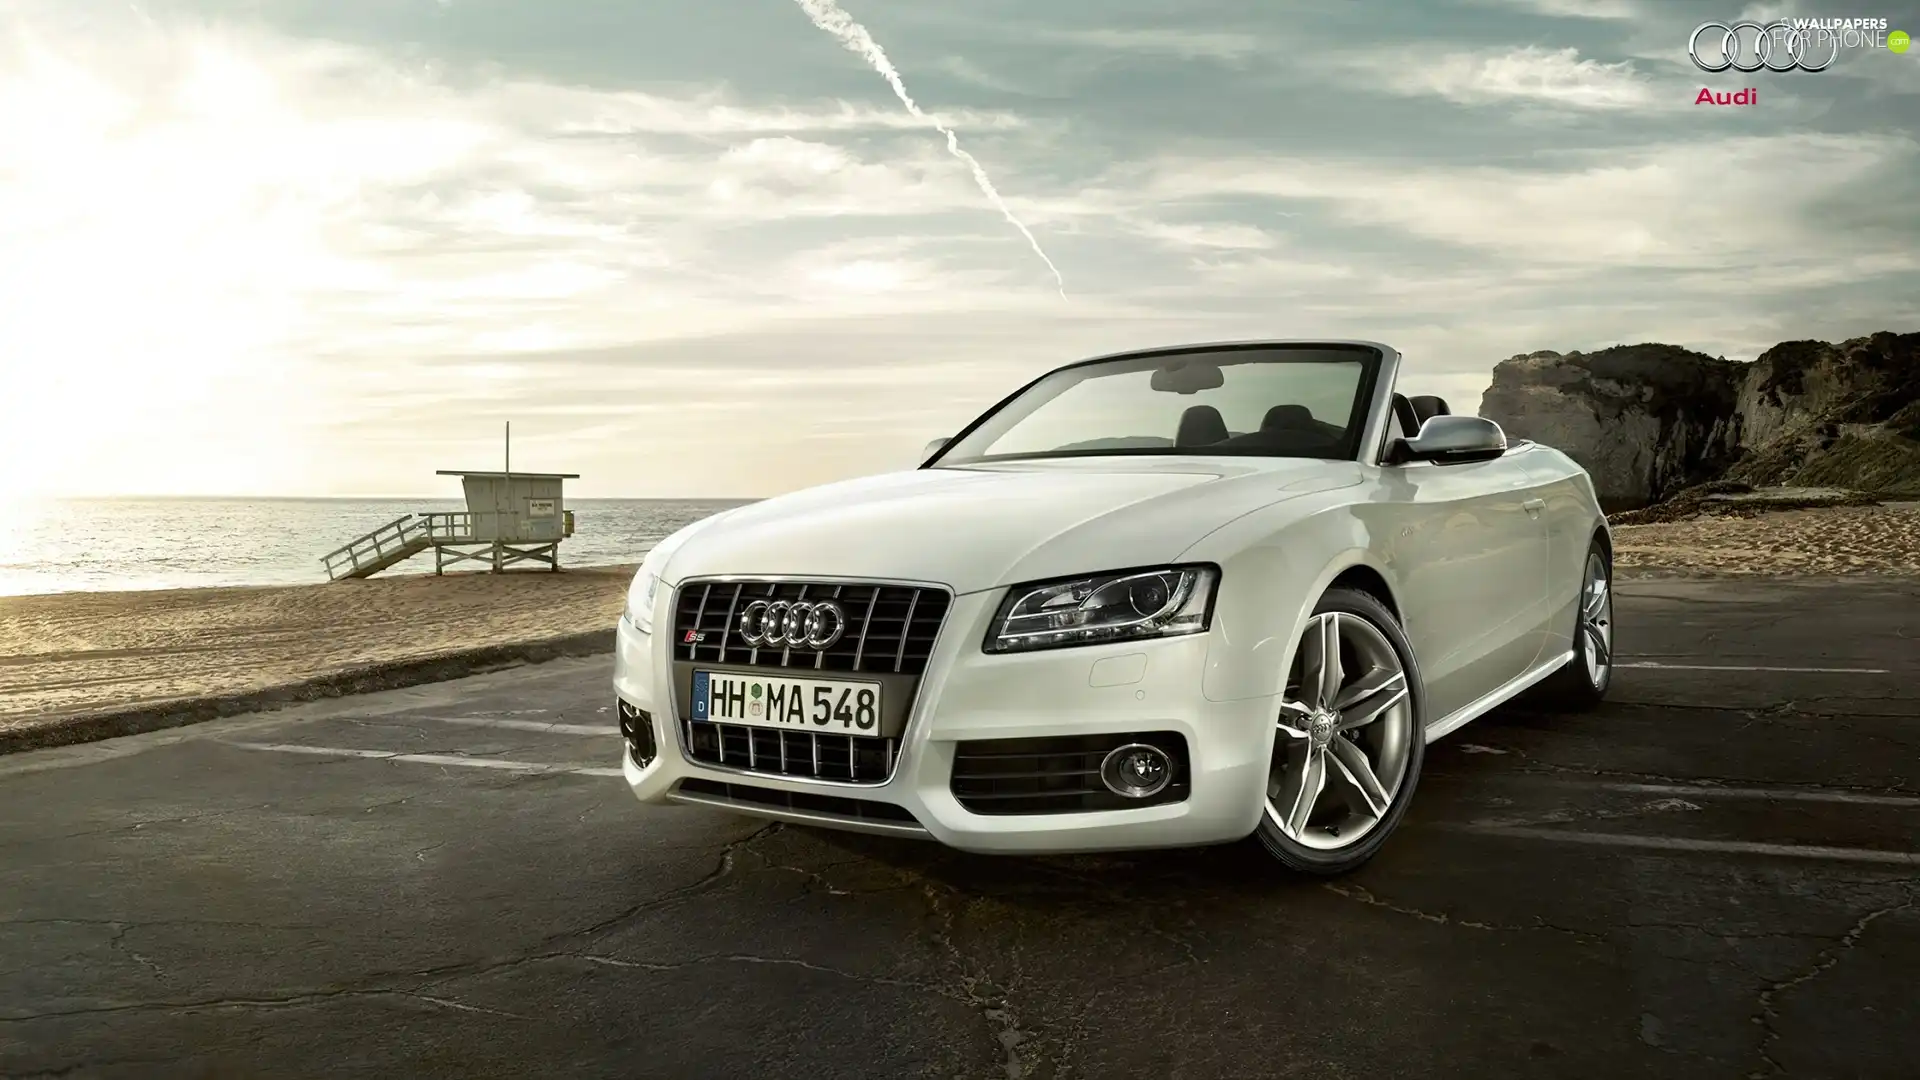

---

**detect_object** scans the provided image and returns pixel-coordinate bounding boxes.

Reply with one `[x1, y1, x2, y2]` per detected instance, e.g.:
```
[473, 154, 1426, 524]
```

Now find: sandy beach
[0, 566, 636, 746]
[1612, 503, 1920, 578]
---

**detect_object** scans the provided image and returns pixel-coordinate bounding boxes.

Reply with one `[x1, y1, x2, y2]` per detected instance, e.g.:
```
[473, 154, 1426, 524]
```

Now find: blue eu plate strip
[691, 671, 710, 722]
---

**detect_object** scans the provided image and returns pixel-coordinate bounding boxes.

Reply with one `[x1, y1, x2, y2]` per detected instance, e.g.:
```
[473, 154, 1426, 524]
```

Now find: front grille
[672, 580, 950, 675]
[682, 719, 897, 784]
[676, 777, 923, 830]
[952, 732, 1192, 815]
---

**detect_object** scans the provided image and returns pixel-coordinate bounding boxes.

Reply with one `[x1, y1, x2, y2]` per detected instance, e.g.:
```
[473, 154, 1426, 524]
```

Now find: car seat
[1390, 393, 1421, 436]
[1175, 405, 1229, 447]
[1407, 395, 1451, 427]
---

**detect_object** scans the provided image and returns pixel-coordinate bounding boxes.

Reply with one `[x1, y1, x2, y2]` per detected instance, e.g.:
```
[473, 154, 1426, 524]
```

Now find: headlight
[624, 568, 660, 634]
[983, 565, 1218, 654]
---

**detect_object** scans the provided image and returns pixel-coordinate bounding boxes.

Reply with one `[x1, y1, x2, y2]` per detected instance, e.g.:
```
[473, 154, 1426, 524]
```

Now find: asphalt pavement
[2, 575, 1916, 1080]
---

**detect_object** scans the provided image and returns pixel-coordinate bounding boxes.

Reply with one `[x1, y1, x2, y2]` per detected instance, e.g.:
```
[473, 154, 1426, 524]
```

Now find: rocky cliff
[1479, 332, 1920, 510]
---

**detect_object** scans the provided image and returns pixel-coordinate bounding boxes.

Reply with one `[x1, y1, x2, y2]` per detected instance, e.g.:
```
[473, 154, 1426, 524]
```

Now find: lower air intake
[951, 731, 1191, 815]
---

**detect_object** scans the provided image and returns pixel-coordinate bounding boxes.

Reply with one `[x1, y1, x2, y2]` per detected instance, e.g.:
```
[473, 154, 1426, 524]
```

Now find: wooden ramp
[321, 512, 574, 581]
[322, 515, 433, 581]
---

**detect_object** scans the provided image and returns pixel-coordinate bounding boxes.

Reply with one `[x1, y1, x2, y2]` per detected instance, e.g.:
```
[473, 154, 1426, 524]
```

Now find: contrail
[792, 0, 1067, 297]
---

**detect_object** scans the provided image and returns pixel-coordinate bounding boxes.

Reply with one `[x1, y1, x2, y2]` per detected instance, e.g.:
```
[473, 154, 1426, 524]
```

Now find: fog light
[618, 700, 657, 768]
[1100, 743, 1172, 798]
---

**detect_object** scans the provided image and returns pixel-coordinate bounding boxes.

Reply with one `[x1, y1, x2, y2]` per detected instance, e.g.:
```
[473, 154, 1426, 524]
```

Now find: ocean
[0, 498, 754, 597]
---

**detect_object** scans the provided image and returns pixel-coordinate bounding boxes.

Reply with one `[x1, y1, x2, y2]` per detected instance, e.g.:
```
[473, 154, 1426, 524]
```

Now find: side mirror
[1389, 415, 1507, 465]
[920, 437, 951, 463]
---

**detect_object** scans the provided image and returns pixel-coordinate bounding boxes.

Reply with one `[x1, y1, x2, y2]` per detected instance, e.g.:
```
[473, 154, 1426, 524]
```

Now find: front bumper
[613, 588, 1277, 855]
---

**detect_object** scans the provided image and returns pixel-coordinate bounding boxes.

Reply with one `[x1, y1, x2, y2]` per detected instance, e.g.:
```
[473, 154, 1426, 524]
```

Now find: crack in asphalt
[1429, 743, 1920, 798]
[570, 951, 958, 998]
[1623, 919, 1836, 943]
[960, 858, 1220, 1079]
[1043, 953, 1206, 1080]
[105, 924, 168, 983]
[1746, 883, 1917, 1078]
[0, 822, 783, 1027]
[9, 1055, 190, 1078]
[708, 837, 1069, 1080]
[0, 986, 529, 1026]
[1525, 698, 1916, 720]
[1320, 882, 1609, 944]
[1498, 762, 1920, 797]
[920, 883, 1034, 1080]
[19, 804, 279, 844]
[757, 850, 859, 897]
[1466, 796, 1703, 829]
[553, 822, 783, 940]
[361, 794, 415, 814]
[0, 918, 329, 932]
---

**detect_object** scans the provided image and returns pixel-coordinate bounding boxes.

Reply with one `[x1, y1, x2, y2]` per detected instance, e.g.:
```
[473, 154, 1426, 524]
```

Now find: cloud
[1137, 132, 1919, 270]
[1734, 1, 1796, 22]
[1338, 46, 1659, 110]
[1466, 0, 1642, 18]
[539, 87, 1032, 137]
[935, 55, 1028, 94]
[1043, 28, 1262, 62]
[0, 0, 1911, 499]
[1127, 220, 1283, 251]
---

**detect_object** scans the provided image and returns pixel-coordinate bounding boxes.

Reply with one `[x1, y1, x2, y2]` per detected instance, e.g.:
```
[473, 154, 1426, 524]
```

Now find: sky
[0, 0, 1915, 499]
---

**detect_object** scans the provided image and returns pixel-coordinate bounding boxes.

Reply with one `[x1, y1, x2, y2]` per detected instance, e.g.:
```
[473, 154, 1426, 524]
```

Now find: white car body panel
[613, 340, 1610, 854]
[660, 457, 1365, 596]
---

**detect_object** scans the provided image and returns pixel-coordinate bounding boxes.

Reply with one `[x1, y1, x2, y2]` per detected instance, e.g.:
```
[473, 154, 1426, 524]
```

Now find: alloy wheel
[1268, 611, 1416, 850]
[1581, 551, 1613, 686]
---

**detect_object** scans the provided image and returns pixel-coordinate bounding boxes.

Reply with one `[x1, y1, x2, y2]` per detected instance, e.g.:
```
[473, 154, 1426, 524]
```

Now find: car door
[1514, 446, 1595, 666]
[1372, 451, 1551, 728]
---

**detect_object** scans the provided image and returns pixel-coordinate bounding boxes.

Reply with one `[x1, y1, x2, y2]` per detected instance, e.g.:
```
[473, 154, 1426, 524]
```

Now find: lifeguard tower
[320, 425, 579, 581]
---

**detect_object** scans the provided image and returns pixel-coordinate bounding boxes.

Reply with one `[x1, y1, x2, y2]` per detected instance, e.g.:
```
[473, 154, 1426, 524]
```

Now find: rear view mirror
[1149, 360, 1225, 395]
[920, 437, 951, 463]
[1390, 415, 1507, 465]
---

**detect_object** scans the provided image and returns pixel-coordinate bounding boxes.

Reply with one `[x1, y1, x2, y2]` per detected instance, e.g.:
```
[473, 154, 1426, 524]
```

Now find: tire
[1533, 536, 1614, 710]
[1255, 587, 1427, 877]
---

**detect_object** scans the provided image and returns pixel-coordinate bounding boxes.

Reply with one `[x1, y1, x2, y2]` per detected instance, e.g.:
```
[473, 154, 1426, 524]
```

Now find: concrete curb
[0, 629, 617, 756]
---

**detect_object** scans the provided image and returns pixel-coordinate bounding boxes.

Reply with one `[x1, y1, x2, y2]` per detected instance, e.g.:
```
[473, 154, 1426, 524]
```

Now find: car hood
[659, 456, 1362, 595]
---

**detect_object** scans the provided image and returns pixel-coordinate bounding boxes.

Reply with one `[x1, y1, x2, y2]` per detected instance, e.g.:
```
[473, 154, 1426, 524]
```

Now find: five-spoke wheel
[1580, 549, 1613, 687]
[1256, 587, 1425, 875]
[1537, 535, 1615, 709]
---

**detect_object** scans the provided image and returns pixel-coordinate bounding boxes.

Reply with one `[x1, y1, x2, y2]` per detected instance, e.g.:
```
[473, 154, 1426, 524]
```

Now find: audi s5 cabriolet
[614, 340, 1614, 874]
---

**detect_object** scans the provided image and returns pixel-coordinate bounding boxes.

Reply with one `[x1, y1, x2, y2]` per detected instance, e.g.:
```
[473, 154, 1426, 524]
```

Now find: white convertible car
[615, 340, 1614, 874]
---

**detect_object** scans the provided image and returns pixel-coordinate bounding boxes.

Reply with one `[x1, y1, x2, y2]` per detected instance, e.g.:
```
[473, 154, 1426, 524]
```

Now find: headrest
[1175, 405, 1229, 448]
[1408, 395, 1452, 424]
[1261, 404, 1314, 430]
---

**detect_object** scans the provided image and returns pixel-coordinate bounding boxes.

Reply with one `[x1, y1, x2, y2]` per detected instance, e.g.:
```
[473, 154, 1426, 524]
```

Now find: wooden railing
[321, 515, 430, 580]
[421, 511, 476, 542]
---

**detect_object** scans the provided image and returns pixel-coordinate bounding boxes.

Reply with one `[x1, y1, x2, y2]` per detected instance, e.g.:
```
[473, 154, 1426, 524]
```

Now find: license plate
[691, 671, 883, 734]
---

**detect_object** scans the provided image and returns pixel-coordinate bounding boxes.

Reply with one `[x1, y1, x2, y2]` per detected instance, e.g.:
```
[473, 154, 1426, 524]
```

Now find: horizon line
[25, 493, 768, 502]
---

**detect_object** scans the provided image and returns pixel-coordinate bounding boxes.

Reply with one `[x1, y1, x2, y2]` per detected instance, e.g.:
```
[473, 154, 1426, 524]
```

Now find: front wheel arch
[1264, 550, 1406, 699]
[1329, 563, 1401, 622]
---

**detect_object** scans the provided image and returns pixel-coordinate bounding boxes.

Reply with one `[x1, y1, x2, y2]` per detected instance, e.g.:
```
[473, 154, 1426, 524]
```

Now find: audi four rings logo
[1689, 21, 1841, 72]
[738, 599, 848, 649]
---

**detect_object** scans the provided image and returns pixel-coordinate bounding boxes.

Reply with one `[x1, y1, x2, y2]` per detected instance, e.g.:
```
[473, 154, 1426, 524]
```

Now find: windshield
[935, 344, 1381, 465]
